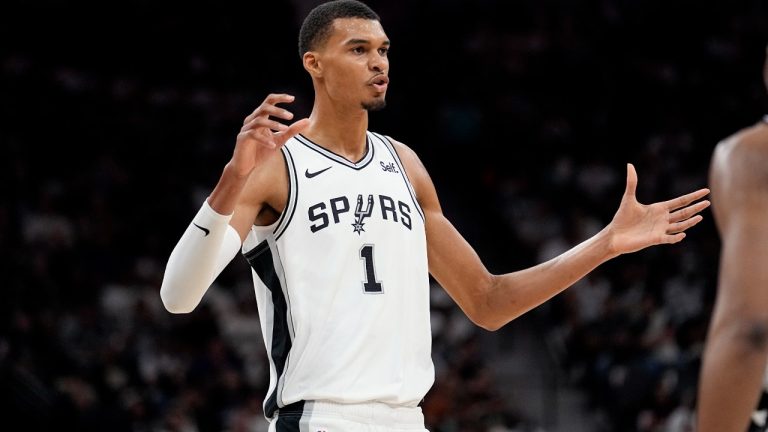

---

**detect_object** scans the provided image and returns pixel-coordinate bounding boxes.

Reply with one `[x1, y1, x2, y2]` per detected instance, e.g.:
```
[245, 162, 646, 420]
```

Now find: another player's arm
[160, 94, 308, 313]
[391, 139, 709, 331]
[697, 136, 768, 432]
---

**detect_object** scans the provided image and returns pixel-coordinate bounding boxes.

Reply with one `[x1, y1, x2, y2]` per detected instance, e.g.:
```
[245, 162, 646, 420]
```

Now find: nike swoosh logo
[305, 166, 331, 178]
[193, 223, 210, 236]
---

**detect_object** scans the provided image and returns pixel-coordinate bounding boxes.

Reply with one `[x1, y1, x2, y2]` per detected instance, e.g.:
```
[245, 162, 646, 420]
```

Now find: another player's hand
[606, 163, 710, 256]
[230, 93, 310, 178]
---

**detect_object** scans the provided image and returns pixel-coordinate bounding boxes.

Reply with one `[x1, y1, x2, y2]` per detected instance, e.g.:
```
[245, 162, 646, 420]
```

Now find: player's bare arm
[390, 138, 709, 331]
[697, 126, 768, 432]
[209, 93, 310, 224]
[160, 93, 308, 313]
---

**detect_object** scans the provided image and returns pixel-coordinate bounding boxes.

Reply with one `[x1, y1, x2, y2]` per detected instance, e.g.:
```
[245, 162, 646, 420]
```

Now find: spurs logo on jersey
[308, 194, 412, 234]
[241, 131, 433, 419]
[352, 194, 373, 234]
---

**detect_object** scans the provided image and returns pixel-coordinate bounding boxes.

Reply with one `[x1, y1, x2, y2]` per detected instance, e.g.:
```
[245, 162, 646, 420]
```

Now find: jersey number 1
[359, 245, 383, 293]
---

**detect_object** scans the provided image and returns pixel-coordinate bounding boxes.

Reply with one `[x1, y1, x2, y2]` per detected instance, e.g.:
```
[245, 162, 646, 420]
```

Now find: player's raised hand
[230, 93, 309, 177]
[606, 163, 710, 256]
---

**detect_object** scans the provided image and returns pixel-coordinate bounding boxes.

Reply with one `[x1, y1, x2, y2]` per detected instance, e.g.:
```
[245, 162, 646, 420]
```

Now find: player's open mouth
[370, 75, 389, 92]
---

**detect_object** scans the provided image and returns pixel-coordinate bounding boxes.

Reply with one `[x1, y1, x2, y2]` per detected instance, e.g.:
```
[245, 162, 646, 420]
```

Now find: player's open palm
[607, 163, 710, 255]
[231, 93, 310, 177]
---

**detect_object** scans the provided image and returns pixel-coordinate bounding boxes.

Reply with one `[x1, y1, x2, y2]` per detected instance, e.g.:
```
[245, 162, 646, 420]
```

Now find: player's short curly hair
[298, 0, 380, 58]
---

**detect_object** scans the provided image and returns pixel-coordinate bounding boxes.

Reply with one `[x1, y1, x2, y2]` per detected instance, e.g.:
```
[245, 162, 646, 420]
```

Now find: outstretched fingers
[668, 199, 711, 223]
[668, 214, 704, 234]
[243, 94, 297, 124]
[662, 188, 711, 211]
[664, 193, 709, 237]
[242, 117, 289, 134]
[663, 232, 687, 244]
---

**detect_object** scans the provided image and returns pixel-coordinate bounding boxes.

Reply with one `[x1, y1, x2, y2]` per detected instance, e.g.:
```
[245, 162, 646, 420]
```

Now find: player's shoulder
[370, 132, 432, 195]
[711, 120, 768, 192]
[370, 132, 420, 165]
[714, 121, 768, 166]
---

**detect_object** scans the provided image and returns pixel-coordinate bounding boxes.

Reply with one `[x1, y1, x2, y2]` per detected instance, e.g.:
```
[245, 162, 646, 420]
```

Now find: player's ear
[303, 51, 323, 78]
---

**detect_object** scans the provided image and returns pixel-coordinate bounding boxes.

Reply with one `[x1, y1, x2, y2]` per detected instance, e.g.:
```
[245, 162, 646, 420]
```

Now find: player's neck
[305, 99, 369, 161]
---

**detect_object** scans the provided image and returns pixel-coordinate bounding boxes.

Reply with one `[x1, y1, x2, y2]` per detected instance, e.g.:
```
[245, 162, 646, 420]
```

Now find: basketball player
[160, 1, 710, 430]
[697, 48, 768, 432]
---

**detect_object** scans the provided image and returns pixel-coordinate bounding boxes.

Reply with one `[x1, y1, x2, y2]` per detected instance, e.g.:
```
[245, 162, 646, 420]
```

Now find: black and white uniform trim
[242, 131, 434, 426]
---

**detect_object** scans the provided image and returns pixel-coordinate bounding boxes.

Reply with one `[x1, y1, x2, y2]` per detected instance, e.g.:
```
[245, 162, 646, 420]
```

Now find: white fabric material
[160, 200, 241, 313]
[245, 132, 434, 414]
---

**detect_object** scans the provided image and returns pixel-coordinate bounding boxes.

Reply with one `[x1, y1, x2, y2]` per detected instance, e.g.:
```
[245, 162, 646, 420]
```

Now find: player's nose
[369, 55, 387, 73]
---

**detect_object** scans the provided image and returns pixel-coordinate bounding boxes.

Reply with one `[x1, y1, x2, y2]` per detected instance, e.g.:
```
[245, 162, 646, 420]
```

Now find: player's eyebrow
[345, 39, 390, 46]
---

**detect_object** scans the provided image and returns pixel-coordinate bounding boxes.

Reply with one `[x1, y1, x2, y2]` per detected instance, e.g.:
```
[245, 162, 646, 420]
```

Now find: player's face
[319, 18, 390, 111]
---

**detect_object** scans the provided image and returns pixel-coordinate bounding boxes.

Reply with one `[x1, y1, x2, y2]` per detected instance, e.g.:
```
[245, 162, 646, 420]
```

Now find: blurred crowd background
[2, 0, 767, 431]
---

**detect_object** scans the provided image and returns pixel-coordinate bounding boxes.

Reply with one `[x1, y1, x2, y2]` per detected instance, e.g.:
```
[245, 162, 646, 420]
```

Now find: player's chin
[362, 96, 387, 112]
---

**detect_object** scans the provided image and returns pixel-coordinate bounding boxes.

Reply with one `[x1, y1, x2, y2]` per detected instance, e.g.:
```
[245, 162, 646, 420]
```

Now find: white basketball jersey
[242, 131, 434, 419]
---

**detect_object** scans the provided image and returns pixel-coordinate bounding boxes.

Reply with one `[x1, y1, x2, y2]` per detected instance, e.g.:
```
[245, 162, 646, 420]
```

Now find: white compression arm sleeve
[160, 200, 242, 313]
